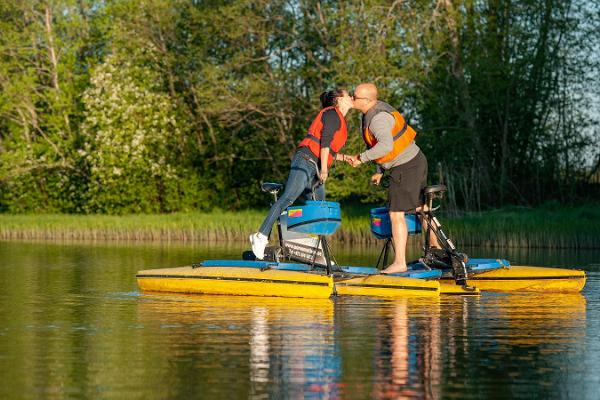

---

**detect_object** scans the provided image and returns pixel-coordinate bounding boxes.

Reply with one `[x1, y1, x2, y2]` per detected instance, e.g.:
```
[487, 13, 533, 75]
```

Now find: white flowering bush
[81, 54, 197, 213]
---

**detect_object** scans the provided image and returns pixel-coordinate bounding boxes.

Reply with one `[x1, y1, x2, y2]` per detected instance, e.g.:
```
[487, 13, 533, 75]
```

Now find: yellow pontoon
[332, 266, 478, 297]
[440, 265, 586, 293]
[334, 274, 440, 297]
[137, 264, 334, 299]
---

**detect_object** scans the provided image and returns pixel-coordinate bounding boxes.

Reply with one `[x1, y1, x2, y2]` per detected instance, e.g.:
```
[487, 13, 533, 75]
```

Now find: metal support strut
[419, 185, 476, 291]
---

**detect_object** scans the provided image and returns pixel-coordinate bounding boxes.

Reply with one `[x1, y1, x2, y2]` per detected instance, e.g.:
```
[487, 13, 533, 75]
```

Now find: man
[349, 83, 431, 274]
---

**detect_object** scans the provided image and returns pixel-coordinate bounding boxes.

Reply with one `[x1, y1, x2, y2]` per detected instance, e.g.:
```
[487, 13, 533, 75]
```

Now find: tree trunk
[440, 0, 486, 209]
[44, 3, 60, 92]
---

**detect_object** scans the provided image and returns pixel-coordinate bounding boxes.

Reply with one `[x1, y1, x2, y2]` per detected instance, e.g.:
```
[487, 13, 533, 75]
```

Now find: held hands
[340, 154, 362, 168]
[347, 155, 362, 168]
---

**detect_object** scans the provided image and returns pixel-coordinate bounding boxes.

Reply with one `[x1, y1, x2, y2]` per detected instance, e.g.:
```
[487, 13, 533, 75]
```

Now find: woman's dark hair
[320, 89, 346, 108]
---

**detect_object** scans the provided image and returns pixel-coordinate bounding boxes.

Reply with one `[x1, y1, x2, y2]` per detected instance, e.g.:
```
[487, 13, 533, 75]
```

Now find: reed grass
[1, 204, 598, 248]
[444, 205, 600, 249]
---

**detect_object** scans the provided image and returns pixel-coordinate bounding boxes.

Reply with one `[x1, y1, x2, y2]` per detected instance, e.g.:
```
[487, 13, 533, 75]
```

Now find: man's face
[351, 89, 371, 111]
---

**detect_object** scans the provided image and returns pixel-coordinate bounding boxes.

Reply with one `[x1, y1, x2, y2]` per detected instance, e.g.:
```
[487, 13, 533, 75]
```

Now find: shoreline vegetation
[1, 205, 599, 249]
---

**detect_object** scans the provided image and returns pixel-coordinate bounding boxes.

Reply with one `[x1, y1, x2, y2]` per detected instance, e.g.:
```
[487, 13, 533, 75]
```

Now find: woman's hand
[320, 170, 329, 183]
[337, 153, 361, 167]
[337, 154, 350, 163]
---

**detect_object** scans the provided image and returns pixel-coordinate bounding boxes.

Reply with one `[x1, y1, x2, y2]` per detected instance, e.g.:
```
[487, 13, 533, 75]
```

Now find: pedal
[451, 257, 469, 285]
[263, 246, 283, 262]
[461, 284, 478, 292]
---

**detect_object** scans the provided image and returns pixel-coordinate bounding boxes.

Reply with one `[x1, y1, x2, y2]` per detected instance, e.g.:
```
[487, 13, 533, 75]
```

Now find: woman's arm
[318, 109, 341, 182]
[320, 147, 330, 182]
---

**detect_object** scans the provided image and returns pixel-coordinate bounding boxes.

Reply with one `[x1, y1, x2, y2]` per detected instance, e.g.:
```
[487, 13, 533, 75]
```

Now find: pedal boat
[437, 259, 586, 293]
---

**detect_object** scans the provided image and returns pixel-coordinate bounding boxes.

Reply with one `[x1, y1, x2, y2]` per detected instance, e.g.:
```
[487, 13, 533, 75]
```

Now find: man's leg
[383, 152, 428, 273]
[382, 210, 409, 274]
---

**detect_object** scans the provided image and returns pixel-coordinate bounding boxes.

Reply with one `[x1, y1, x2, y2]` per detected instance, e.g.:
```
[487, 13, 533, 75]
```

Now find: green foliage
[1, 0, 599, 214]
[0, 0, 101, 212]
[80, 53, 200, 213]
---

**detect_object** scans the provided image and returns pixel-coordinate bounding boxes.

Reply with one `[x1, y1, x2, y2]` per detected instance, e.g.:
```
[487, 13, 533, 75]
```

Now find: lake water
[0, 240, 599, 399]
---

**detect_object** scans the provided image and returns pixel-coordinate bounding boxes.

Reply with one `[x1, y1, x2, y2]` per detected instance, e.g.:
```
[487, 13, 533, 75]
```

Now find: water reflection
[250, 306, 269, 389]
[0, 240, 597, 399]
[436, 293, 588, 398]
[370, 298, 442, 399]
[136, 295, 339, 399]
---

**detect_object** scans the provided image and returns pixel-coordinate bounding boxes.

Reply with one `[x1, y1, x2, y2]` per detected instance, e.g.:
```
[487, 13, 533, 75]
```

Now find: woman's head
[320, 89, 351, 108]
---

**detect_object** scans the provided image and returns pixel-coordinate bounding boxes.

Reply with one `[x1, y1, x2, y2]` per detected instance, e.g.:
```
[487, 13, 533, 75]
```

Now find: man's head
[351, 83, 378, 113]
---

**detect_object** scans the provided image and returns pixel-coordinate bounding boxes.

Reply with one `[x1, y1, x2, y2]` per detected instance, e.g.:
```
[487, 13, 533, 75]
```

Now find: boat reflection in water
[364, 293, 586, 398]
[335, 297, 443, 399]
[135, 295, 340, 399]
[468, 293, 587, 346]
[136, 292, 586, 398]
[436, 293, 587, 397]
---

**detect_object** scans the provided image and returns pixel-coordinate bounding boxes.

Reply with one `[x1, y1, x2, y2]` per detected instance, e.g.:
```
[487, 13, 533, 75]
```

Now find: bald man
[350, 83, 431, 274]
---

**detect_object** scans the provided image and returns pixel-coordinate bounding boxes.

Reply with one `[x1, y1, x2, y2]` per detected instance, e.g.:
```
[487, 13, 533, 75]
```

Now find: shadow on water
[0, 240, 599, 399]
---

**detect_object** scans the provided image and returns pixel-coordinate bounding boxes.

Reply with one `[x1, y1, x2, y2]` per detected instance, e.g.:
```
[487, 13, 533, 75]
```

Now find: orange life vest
[361, 101, 416, 164]
[298, 106, 348, 167]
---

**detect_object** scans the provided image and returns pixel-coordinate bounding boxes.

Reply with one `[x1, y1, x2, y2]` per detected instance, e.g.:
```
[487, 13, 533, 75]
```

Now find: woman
[250, 89, 354, 259]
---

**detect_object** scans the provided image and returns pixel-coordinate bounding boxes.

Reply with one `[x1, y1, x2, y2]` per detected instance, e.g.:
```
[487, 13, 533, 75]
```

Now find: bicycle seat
[423, 185, 447, 196]
[261, 182, 283, 195]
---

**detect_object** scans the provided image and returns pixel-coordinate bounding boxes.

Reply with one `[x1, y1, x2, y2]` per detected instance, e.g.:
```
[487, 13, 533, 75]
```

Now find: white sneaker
[249, 232, 268, 260]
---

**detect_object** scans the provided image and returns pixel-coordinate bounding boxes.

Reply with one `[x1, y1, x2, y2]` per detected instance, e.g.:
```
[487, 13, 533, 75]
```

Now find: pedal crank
[451, 253, 472, 287]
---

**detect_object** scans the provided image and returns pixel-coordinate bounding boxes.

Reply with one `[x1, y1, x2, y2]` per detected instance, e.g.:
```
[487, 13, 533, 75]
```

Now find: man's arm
[359, 113, 395, 162]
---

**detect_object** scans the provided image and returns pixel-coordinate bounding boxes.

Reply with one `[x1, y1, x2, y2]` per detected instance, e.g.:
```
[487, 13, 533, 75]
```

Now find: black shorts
[388, 151, 428, 212]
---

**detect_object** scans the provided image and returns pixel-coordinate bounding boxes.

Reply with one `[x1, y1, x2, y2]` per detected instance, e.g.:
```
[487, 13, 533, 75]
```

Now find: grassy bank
[1, 205, 599, 248]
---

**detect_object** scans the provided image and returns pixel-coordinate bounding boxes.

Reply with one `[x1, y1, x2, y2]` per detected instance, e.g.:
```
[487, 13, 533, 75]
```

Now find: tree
[80, 52, 198, 213]
[0, 0, 101, 212]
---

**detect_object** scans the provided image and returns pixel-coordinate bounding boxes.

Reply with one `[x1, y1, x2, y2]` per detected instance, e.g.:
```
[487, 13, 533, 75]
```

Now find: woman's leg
[312, 182, 326, 201]
[300, 178, 325, 202]
[258, 155, 315, 236]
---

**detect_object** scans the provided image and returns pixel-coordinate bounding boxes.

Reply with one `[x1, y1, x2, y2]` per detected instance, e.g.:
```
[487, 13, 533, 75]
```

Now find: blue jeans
[259, 152, 325, 236]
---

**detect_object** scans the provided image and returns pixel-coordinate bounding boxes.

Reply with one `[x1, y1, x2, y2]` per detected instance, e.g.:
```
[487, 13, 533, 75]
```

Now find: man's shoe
[249, 232, 268, 260]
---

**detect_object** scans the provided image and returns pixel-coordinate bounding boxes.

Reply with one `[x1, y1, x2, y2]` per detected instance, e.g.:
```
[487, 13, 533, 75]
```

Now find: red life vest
[362, 101, 416, 164]
[298, 106, 348, 167]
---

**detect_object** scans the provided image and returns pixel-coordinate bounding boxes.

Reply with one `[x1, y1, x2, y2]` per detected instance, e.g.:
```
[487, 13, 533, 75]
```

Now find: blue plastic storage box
[286, 201, 342, 235]
[370, 207, 421, 239]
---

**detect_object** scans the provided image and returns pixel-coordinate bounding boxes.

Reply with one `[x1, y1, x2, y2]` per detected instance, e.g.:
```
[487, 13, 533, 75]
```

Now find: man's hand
[371, 173, 383, 186]
[320, 171, 329, 183]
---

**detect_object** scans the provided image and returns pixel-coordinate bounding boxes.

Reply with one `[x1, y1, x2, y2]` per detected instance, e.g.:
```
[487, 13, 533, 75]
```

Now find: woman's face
[337, 90, 354, 108]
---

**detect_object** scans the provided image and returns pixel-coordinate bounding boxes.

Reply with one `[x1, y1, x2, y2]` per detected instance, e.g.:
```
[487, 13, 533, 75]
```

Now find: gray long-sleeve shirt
[359, 112, 420, 171]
